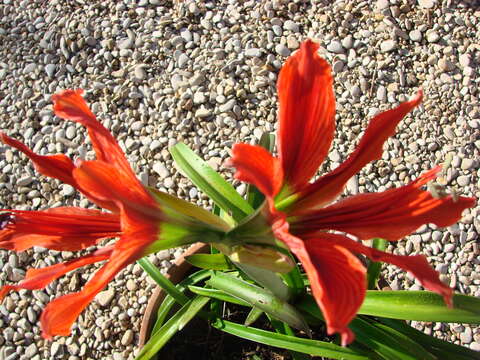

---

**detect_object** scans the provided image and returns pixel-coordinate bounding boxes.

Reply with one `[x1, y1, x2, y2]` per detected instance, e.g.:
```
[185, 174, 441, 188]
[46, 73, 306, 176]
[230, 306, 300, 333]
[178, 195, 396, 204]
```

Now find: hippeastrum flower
[0, 90, 226, 339]
[228, 40, 476, 345]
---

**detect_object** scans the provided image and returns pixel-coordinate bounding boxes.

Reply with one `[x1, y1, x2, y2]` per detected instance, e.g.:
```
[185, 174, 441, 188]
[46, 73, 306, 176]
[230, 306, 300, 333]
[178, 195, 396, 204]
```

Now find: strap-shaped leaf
[187, 285, 250, 307]
[170, 142, 253, 223]
[135, 296, 210, 360]
[154, 269, 212, 330]
[207, 272, 310, 335]
[211, 319, 369, 360]
[245, 307, 264, 326]
[379, 318, 480, 360]
[185, 253, 233, 270]
[361, 291, 480, 323]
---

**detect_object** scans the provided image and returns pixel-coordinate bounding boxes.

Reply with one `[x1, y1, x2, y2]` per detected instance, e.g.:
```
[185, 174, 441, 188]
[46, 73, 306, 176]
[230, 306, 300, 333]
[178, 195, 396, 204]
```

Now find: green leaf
[361, 291, 480, 323]
[378, 318, 480, 360]
[137, 257, 189, 306]
[245, 307, 264, 326]
[280, 259, 305, 300]
[187, 285, 251, 307]
[367, 238, 387, 289]
[170, 142, 253, 222]
[296, 296, 430, 360]
[211, 319, 369, 360]
[135, 296, 210, 360]
[234, 261, 291, 301]
[349, 317, 422, 360]
[365, 319, 436, 360]
[153, 269, 212, 330]
[266, 314, 311, 360]
[207, 272, 310, 335]
[185, 253, 233, 270]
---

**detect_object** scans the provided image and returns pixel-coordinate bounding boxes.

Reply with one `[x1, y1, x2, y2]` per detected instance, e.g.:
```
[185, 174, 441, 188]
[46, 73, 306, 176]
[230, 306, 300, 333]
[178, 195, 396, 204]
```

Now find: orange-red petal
[304, 233, 453, 305]
[291, 90, 423, 212]
[273, 220, 363, 345]
[0, 246, 112, 302]
[0, 208, 121, 251]
[52, 89, 139, 186]
[291, 167, 475, 241]
[277, 40, 336, 193]
[72, 160, 160, 221]
[227, 143, 283, 209]
[40, 230, 153, 339]
[0, 132, 76, 186]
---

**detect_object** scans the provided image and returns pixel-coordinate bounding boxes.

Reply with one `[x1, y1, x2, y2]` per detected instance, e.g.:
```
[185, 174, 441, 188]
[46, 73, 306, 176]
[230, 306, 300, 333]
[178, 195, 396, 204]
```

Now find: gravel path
[0, 0, 479, 359]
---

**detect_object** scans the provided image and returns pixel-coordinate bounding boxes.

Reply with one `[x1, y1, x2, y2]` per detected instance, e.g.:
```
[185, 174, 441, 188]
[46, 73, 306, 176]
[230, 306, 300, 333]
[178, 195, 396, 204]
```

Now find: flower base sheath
[0, 90, 197, 339]
[228, 40, 476, 345]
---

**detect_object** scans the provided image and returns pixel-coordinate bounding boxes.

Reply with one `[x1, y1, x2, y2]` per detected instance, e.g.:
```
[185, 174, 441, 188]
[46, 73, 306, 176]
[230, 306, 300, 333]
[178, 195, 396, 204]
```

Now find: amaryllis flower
[228, 40, 475, 345]
[0, 90, 220, 339]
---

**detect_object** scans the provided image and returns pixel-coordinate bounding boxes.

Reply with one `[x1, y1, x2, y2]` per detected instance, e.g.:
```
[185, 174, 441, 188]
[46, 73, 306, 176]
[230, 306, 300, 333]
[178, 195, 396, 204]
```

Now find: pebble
[121, 330, 134, 345]
[95, 289, 115, 307]
[409, 30, 422, 42]
[327, 40, 344, 54]
[275, 43, 291, 57]
[380, 40, 396, 53]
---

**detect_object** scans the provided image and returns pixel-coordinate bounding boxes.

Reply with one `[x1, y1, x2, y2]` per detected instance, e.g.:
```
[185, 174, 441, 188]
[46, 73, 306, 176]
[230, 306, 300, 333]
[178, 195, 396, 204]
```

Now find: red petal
[0, 208, 121, 251]
[227, 143, 283, 208]
[40, 232, 152, 339]
[304, 233, 453, 306]
[291, 91, 423, 212]
[51, 89, 139, 185]
[0, 246, 112, 302]
[72, 160, 160, 221]
[0, 132, 76, 186]
[277, 40, 336, 192]
[274, 220, 363, 345]
[292, 167, 476, 241]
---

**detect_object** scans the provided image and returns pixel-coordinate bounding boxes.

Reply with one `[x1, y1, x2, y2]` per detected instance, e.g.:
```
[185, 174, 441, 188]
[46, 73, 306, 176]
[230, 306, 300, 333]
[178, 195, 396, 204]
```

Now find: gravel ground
[0, 0, 479, 359]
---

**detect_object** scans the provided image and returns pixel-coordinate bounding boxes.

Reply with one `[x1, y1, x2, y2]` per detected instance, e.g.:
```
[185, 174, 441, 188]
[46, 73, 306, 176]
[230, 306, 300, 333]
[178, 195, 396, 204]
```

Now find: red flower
[228, 40, 476, 345]
[0, 89, 162, 339]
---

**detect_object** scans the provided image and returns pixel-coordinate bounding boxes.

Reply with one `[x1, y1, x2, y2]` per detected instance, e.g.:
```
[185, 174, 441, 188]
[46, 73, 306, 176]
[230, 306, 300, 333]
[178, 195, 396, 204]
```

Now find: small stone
[121, 330, 134, 345]
[418, 0, 436, 9]
[45, 64, 56, 77]
[245, 48, 262, 57]
[332, 60, 344, 73]
[283, 20, 299, 32]
[460, 158, 475, 170]
[25, 344, 38, 357]
[134, 65, 147, 81]
[153, 162, 169, 178]
[195, 107, 212, 118]
[177, 53, 189, 68]
[275, 43, 291, 57]
[376, 0, 389, 10]
[327, 40, 344, 54]
[426, 31, 439, 43]
[460, 327, 472, 343]
[24, 63, 37, 74]
[118, 38, 133, 50]
[438, 58, 455, 72]
[380, 40, 396, 53]
[126, 279, 138, 291]
[62, 184, 76, 196]
[17, 175, 34, 186]
[409, 30, 422, 42]
[95, 289, 115, 307]
[457, 175, 470, 186]
[459, 54, 471, 68]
